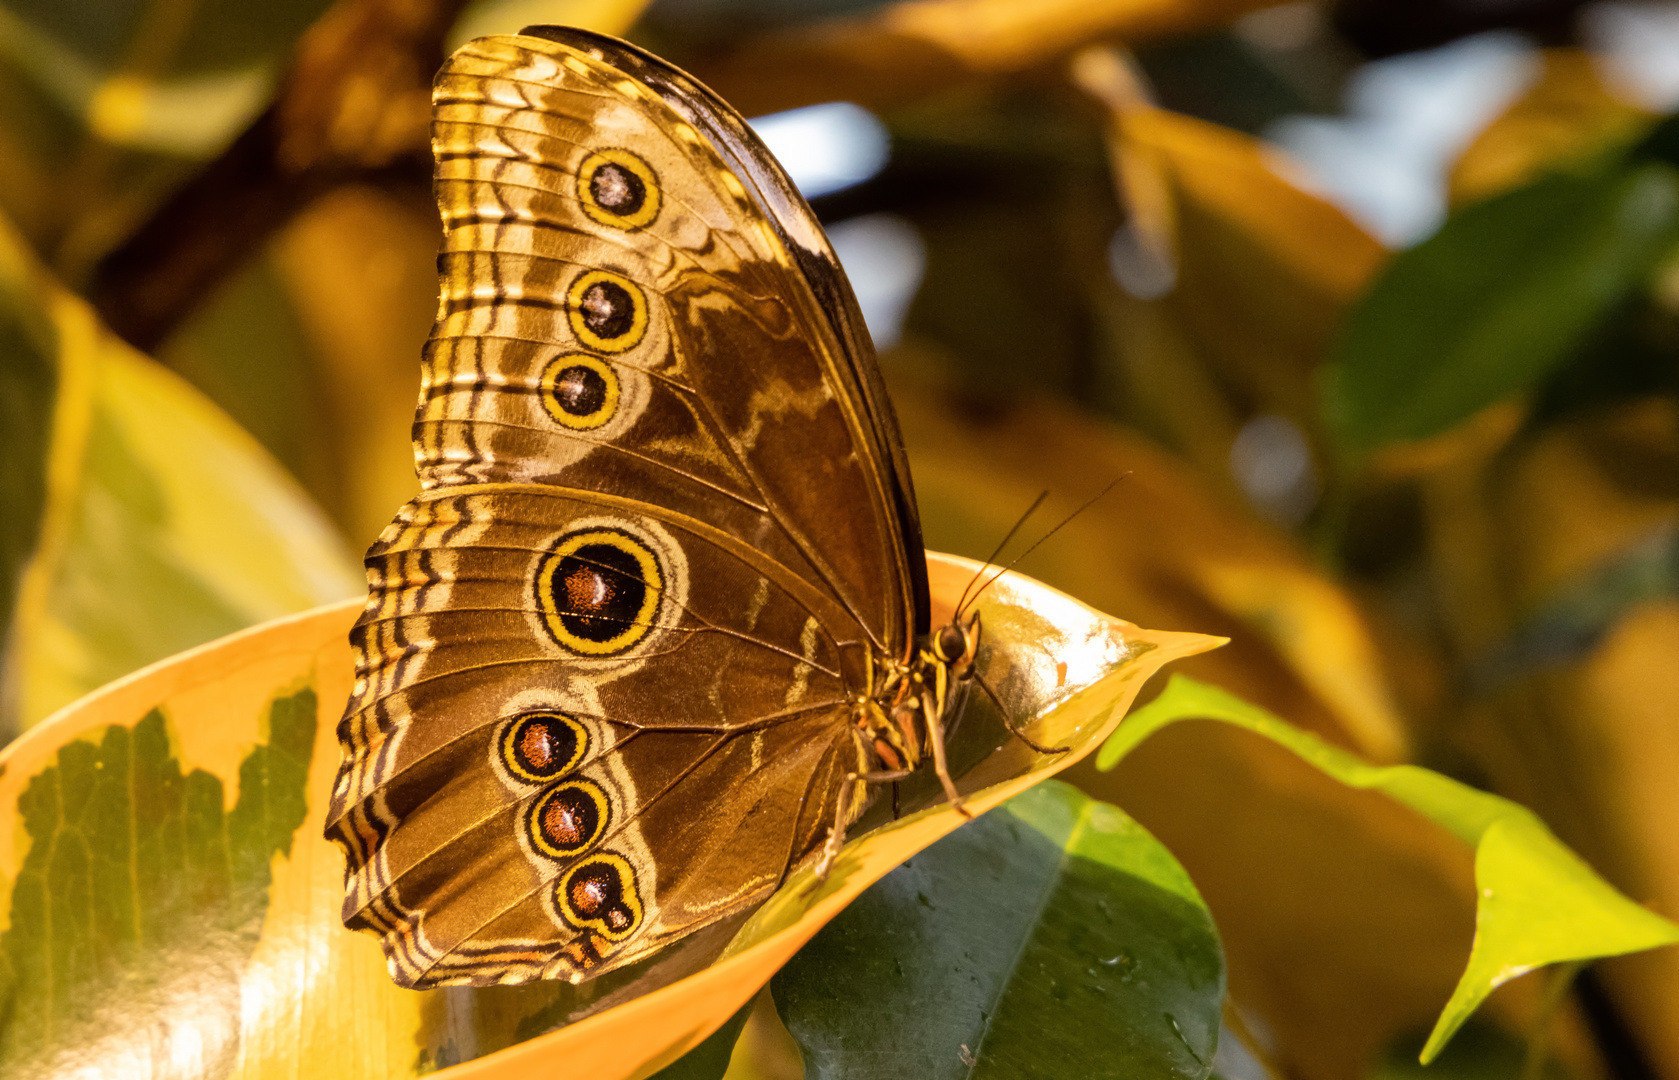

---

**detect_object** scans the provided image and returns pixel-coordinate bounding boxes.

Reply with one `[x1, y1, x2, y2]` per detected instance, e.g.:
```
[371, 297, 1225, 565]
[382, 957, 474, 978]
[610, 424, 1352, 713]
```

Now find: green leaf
[1097, 676, 1679, 1063]
[772, 780, 1225, 1080]
[0, 216, 360, 735]
[1324, 160, 1679, 461]
[0, 687, 317, 1069]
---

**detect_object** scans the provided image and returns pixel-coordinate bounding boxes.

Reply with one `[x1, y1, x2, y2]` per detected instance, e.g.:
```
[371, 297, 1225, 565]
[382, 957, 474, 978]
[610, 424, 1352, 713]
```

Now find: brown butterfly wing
[422, 29, 923, 642]
[325, 31, 922, 988]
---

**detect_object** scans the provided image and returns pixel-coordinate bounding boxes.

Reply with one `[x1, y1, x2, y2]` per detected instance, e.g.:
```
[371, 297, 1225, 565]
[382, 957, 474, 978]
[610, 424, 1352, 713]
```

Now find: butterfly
[323, 25, 1051, 990]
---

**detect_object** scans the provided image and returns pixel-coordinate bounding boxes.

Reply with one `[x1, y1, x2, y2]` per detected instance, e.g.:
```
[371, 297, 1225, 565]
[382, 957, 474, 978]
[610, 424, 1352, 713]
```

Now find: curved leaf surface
[773, 779, 1224, 1080]
[0, 552, 1219, 1079]
[1097, 675, 1679, 1064]
[0, 215, 360, 735]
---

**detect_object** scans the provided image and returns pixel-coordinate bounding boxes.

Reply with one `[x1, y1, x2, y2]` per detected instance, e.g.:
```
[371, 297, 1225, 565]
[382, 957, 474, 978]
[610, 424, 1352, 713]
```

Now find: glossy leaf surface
[0, 553, 1216, 1079]
[1097, 676, 1679, 1063]
[774, 780, 1223, 1080]
[0, 690, 316, 1072]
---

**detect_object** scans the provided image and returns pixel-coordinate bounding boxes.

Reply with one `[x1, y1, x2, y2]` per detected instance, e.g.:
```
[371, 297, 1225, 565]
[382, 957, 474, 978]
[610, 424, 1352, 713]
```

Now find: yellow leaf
[450, 0, 654, 48]
[0, 552, 1214, 1078]
[268, 186, 435, 548]
[1073, 47, 1386, 459]
[1420, 398, 1679, 1072]
[894, 370, 1409, 761]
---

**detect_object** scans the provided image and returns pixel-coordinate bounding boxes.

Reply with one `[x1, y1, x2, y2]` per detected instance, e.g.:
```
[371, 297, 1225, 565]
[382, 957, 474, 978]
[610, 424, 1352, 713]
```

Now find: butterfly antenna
[959, 477, 1127, 615]
[953, 490, 1049, 617]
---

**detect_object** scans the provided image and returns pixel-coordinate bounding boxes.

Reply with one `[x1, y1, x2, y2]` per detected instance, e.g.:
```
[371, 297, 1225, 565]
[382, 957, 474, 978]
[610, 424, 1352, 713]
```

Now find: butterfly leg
[813, 729, 897, 880]
[813, 780, 854, 880]
[972, 667, 1071, 755]
[922, 690, 971, 819]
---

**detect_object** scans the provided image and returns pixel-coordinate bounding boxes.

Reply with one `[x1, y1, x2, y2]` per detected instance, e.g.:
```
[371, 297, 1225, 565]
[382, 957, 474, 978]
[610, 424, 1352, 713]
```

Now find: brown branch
[89, 0, 471, 353]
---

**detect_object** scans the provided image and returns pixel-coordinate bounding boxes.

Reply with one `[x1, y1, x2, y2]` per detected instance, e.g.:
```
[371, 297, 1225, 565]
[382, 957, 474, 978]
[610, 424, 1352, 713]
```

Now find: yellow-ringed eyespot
[534, 528, 662, 655]
[539, 354, 620, 430]
[576, 149, 660, 231]
[527, 779, 611, 859]
[557, 852, 642, 941]
[566, 270, 647, 354]
[500, 711, 589, 784]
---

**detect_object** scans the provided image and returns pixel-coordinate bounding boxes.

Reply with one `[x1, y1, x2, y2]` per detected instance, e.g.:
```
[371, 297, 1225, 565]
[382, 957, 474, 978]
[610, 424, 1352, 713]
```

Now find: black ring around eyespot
[533, 529, 662, 656]
[577, 149, 660, 230]
[557, 853, 642, 941]
[566, 270, 647, 354]
[501, 711, 588, 784]
[539, 354, 619, 430]
[527, 779, 610, 860]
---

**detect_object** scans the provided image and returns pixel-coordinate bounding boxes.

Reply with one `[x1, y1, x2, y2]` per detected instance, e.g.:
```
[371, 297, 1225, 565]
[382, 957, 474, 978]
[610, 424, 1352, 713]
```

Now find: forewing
[422, 32, 923, 647]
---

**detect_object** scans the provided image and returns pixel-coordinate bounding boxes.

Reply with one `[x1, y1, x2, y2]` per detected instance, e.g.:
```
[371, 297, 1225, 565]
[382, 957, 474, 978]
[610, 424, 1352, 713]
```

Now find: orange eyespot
[556, 853, 642, 942]
[527, 779, 610, 859]
[500, 711, 589, 783]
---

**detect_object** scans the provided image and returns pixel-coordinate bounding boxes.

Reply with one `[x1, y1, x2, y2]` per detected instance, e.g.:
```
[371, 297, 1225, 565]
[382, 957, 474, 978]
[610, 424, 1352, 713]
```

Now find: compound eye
[935, 623, 967, 664]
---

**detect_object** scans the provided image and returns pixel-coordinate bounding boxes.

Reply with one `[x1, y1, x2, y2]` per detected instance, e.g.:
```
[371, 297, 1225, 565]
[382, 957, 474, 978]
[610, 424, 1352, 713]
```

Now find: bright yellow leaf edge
[0, 551, 1221, 1080]
[1097, 675, 1679, 1064]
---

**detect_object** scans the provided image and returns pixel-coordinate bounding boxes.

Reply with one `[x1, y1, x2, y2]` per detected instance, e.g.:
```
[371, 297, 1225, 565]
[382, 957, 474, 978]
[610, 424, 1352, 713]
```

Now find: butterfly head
[931, 610, 981, 671]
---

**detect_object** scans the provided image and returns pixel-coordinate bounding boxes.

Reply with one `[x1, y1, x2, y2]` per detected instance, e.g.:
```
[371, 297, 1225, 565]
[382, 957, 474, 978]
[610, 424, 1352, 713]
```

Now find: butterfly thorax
[853, 613, 981, 777]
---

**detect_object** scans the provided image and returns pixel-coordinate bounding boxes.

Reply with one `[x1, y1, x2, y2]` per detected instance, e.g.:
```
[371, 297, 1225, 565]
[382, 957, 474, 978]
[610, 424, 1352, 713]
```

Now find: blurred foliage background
[0, 0, 1676, 1077]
